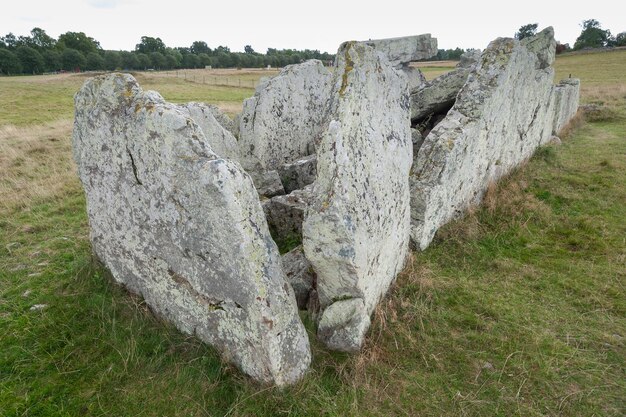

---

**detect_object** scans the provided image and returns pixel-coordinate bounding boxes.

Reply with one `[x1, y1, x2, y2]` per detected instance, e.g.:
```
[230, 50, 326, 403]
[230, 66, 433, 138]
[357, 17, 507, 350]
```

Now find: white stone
[361, 34, 438, 67]
[552, 78, 580, 134]
[410, 28, 558, 250]
[238, 60, 332, 170]
[303, 42, 412, 350]
[317, 298, 370, 352]
[177, 102, 240, 162]
[73, 73, 310, 386]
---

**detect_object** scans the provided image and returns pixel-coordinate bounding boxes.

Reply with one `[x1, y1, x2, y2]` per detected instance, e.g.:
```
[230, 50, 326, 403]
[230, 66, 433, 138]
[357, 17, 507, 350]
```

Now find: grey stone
[281, 246, 315, 310]
[251, 169, 285, 198]
[401, 66, 427, 90]
[361, 34, 438, 67]
[73, 73, 310, 386]
[303, 42, 412, 350]
[552, 78, 580, 134]
[278, 154, 317, 193]
[263, 187, 314, 244]
[409, 51, 479, 122]
[411, 128, 425, 155]
[239, 60, 332, 170]
[317, 298, 370, 352]
[410, 27, 559, 250]
[177, 102, 240, 162]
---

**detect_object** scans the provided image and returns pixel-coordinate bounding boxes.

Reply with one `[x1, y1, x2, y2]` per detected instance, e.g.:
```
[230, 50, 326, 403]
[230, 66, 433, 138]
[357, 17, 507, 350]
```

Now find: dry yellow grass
[0, 120, 79, 214]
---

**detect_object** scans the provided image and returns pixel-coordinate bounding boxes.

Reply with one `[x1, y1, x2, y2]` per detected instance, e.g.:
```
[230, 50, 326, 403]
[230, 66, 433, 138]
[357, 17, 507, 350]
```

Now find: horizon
[2, 0, 624, 54]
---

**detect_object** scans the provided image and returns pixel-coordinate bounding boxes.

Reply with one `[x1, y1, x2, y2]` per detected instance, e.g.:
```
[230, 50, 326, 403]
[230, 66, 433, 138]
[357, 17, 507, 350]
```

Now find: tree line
[515, 20, 625, 51]
[429, 19, 625, 62]
[0, 29, 336, 75]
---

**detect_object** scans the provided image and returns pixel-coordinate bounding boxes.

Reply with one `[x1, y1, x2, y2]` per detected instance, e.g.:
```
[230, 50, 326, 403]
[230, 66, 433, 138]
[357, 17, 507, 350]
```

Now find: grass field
[1, 51, 625, 416]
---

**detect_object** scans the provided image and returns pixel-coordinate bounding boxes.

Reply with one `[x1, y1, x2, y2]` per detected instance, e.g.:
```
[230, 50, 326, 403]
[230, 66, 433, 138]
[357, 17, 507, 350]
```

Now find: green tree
[515, 23, 538, 40]
[58, 32, 101, 54]
[165, 48, 182, 68]
[182, 53, 200, 68]
[136, 53, 152, 70]
[61, 48, 86, 71]
[244, 45, 255, 54]
[0, 49, 22, 74]
[574, 19, 613, 50]
[135, 36, 166, 54]
[85, 52, 105, 71]
[42, 49, 61, 71]
[150, 52, 167, 69]
[615, 32, 626, 47]
[197, 53, 211, 67]
[1, 33, 18, 49]
[15, 46, 45, 74]
[30, 27, 56, 50]
[103, 51, 121, 71]
[120, 51, 139, 70]
[190, 41, 211, 55]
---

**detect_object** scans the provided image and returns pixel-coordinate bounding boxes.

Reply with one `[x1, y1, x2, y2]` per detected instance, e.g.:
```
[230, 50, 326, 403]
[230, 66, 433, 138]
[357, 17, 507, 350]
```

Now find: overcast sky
[2, 0, 624, 53]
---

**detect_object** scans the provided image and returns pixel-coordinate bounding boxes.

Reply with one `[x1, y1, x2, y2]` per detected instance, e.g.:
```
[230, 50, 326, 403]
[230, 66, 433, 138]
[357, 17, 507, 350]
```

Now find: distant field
[1, 51, 624, 416]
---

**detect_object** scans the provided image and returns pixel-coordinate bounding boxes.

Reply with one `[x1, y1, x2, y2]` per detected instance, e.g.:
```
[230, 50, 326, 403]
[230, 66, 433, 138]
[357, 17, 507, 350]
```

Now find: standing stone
[410, 28, 558, 250]
[303, 42, 412, 351]
[178, 102, 240, 162]
[281, 246, 315, 310]
[361, 34, 438, 67]
[238, 60, 332, 170]
[73, 73, 310, 386]
[552, 78, 580, 134]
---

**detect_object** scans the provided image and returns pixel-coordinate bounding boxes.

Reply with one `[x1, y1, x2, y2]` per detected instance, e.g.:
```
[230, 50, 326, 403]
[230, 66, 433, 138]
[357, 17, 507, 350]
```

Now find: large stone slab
[278, 154, 317, 194]
[238, 60, 332, 170]
[177, 102, 240, 162]
[303, 42, 412, 351]
[361, 34, 438, 67]
[552, 78, 580, 134]
[73, 73, 310, 386]
[409, 51, 480, 121]
[410, 28, 558, 250]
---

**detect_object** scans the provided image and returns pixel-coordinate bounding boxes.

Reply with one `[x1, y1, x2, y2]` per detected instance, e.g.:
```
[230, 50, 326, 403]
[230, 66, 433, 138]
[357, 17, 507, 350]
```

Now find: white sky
[2, 0, 624, 53]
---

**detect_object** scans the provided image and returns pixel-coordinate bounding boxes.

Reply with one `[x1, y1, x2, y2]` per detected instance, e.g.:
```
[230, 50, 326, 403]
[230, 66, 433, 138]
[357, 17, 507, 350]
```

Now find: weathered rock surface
[410, 28, 558, 250]
[401, 66, 427, 90]
[238, 60, 332, 170]
[177, 102, 240, 162]
[263, 187, 314, 245]
[551, 78, 580, 134]
[207, 104, 238, 137]
[281, 246, 315, 310]
[362, 34, 438, 67]
[250, 169, 285, 197]
[410, 51, 480, 121]
[317, 298, 370, 352]
[278, 154, 317, 194]
[73, 73, 310, 386]
[303, 42, 412, 351]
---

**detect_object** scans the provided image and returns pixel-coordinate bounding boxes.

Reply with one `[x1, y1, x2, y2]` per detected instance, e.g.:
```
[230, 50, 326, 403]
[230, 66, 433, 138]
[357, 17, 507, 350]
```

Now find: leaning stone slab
[410, 51, 480, 121]
[73, 73, 310, 386]
[401, 66, 427, 90]
[303, 42, 412, 351]
[410, 28, 558, 250]
[551, 78, 580, 134]
[361, 34, 438, 67]
[238, 60, 332, 170]
[178, 102, 240, 162]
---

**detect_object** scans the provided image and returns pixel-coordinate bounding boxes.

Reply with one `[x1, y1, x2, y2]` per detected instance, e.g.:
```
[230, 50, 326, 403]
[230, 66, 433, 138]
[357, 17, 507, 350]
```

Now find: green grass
[1, 52, 625, 416]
